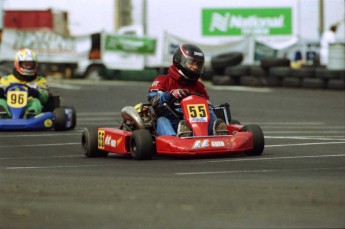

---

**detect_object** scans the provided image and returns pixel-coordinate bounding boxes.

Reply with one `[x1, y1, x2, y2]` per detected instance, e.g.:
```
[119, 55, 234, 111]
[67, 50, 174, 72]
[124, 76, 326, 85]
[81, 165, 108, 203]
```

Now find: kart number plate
[187, 104, 208, 122]
[7, 91, 28, 108]
[98, 130, 105, 149]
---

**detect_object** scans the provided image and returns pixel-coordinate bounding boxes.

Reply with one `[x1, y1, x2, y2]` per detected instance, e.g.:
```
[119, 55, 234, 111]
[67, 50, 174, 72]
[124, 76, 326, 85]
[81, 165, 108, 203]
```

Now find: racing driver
[0, 48, 49, 119]
[147, 43, 228, 137]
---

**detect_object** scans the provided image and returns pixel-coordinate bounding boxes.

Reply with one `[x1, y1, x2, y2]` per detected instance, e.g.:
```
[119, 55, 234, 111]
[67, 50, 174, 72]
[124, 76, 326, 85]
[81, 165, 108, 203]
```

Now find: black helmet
[173, 44, 205, 82]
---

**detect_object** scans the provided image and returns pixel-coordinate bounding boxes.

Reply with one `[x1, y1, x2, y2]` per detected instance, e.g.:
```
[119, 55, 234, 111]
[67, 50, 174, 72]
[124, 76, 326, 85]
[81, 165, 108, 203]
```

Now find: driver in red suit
[147, 43, 227, 137]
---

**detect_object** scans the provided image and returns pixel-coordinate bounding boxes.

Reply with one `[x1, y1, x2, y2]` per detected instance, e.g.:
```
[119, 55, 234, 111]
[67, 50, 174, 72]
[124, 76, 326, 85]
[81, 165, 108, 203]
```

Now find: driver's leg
[156, 116, 177, 136]
[208, 108, 217, 135]
[0, 99, 10, 118]
[25, 98, 43, 117]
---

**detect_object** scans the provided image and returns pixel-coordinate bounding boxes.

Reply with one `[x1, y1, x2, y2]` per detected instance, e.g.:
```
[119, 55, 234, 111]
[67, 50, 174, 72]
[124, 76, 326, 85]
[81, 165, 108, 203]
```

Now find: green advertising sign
[202, 8, 292, 36]
[104, 35, 156, 54]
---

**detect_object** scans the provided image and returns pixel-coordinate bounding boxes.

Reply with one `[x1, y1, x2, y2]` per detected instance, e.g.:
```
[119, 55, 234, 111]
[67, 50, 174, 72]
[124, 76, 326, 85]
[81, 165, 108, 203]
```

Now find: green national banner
[202, 8, 292, 36]
[104, 35, 157, 54]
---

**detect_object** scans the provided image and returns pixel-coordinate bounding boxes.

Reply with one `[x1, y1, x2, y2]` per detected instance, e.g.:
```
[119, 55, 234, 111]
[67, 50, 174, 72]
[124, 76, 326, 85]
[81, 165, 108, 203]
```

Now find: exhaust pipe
[121, 106, 145, 129]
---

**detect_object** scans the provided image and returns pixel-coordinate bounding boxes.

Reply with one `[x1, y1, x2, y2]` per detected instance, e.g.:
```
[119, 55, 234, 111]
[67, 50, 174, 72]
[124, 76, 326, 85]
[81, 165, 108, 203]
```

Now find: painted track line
[0, 142, 79, 148]
[0, 133, 81, 138]
[0, 155, 82, 160]
[266, 136, 345, 140]
[176, 167, 345, 175]
[5, 164, 111, 170]
[208, 154, 345, 163]
[266, 141, 345, 147]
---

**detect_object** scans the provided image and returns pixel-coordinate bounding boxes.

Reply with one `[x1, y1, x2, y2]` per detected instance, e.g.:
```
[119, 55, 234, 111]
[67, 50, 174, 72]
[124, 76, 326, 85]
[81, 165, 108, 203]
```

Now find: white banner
[0, 29, 90, 63]
[162, 32, 253, 65]
[101, 32, 145, 70]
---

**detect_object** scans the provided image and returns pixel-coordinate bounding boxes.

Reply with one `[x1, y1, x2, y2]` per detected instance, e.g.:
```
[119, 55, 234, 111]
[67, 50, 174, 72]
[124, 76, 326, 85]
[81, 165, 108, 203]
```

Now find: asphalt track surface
[1, 79, 344, 229]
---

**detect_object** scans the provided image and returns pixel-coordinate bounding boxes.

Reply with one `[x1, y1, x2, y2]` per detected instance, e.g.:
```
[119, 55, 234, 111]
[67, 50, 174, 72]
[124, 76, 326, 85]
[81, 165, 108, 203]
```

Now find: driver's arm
[34, 76, 49, 104]
[147, 90, 172, 110]
[196, 81, 210, 100]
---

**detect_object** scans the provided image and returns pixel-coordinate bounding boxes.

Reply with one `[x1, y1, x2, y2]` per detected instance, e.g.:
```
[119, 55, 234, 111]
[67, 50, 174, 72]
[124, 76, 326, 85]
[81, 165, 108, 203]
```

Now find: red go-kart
[81, 93, 264, 160]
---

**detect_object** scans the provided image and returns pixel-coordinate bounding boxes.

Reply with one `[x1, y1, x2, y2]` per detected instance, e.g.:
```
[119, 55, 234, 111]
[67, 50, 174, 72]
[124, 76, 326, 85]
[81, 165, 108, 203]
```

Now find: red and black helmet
[173, 44, 205, 82]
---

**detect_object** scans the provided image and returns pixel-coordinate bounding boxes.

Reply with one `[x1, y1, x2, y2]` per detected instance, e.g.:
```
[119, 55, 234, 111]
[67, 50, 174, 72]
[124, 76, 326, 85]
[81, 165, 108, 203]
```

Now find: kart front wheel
[242, 124, 264, 156]
[54, 107, 67, 131]
[130, 129, 153, 160]
[81, 127, 108, 157]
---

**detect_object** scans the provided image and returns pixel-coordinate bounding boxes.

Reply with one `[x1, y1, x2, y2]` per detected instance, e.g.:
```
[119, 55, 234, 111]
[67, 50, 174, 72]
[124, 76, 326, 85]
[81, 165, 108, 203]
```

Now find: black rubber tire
[81, 127, 108, 158]
[62, 106, 77, 130]
[211, 75, 236, 85]
[250, 66, 267, 77]
[265, 76, 283, 87]
[315, 67, 342, 80]
[239, 76, 263, 87]
[241, 125, 264, 156]
[302, 78, 326, 89]
[130, 129, 153, 160]
[201, 66, 214, 81]
[269, 67, 291, 78]
[291, 67, 315, 78]
[70, 107, 77, 130]
[224, 65, 250, 77]
[54, 107, 67, 131]
[260, 58, 290, 70]
[211, 52, 243, 74]
[282, 77, 302, 88]
[327, 79, 345, 90]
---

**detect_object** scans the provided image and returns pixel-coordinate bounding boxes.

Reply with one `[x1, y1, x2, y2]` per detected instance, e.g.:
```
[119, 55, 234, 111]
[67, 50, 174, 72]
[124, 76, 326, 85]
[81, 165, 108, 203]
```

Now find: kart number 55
[187, 104, 207, 118]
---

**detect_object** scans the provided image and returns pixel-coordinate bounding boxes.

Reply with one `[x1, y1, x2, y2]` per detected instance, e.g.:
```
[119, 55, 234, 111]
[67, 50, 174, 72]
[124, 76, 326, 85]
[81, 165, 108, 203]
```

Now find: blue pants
[156, 109, 217, 136]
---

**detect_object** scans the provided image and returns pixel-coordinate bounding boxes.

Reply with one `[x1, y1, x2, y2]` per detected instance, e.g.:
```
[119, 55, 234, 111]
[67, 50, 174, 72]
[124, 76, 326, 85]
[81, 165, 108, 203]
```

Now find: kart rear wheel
[242, 124, 264, 156]
[69, 107, 77, 130]
[81, 127, 108, 157]
[61, 106, 77, 130]
[54, 107, 67, 131]
[130, 129, 153, 160]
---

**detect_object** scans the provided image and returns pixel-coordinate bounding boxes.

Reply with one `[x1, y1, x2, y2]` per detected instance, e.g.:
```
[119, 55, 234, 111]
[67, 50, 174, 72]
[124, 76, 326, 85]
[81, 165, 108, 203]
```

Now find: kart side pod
[121, 106, 145, 129]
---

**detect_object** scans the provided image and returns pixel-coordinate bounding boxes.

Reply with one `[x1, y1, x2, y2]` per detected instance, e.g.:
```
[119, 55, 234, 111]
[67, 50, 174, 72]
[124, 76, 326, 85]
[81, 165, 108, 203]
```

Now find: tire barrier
[207, 63, 344, 90]
[210, 52, 243, 74]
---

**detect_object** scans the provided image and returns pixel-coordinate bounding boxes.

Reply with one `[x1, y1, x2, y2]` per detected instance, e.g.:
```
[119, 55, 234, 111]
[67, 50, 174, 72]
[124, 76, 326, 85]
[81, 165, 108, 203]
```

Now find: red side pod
[155, 132, 253, 156]
[98, 128, 132, 155]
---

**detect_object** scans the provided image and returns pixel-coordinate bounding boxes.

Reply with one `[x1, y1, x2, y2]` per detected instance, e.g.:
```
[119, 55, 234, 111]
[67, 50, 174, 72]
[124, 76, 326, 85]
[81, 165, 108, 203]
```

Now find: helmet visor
[19, 61, 37, 70]
[180, 56, 204, 75]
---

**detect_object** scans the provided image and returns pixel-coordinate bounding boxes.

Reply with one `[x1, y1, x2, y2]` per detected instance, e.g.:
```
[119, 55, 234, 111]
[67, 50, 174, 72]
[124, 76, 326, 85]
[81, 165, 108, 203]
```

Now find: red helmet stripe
[180, 44, 191, 58]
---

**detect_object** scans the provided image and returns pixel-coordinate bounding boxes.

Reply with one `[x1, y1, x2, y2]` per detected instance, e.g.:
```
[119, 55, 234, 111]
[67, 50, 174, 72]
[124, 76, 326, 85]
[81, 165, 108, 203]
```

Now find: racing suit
[147, 65, 217, 136]
[0, 74, 49, 117]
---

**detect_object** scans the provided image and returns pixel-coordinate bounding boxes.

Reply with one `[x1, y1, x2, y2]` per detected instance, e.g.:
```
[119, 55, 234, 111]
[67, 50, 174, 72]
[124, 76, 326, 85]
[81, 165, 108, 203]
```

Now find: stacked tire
[209, 52, 244, 85]
[207, 54, 344, 90]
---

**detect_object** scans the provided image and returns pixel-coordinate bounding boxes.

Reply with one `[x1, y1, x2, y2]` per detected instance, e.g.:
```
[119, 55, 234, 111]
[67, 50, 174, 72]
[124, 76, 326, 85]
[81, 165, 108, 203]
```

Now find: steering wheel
[164, 91, 206, 118]
[5, 83, 29, 95]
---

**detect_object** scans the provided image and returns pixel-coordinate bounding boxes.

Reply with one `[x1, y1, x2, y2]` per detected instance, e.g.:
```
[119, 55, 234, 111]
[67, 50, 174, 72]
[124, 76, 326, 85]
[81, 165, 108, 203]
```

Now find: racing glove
[0, 88, 4, 98]
[170, 89, 189, 100]
[28, 87, 40, 98]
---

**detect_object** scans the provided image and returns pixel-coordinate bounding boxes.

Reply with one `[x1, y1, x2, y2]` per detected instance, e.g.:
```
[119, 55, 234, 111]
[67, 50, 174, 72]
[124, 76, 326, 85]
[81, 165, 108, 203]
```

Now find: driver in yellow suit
[0, 48, 49, 118]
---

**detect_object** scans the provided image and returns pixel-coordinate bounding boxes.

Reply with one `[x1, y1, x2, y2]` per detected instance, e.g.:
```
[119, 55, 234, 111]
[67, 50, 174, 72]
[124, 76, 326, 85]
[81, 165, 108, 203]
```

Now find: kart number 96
[7, 91, 28, 108]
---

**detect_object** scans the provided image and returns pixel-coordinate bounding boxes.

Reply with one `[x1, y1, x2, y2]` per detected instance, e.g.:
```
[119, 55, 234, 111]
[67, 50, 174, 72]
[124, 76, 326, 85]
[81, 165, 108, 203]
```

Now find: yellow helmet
[134, 103, 151, 123]
[134, 103, 144, 113]
[14, 48, 38, 81]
